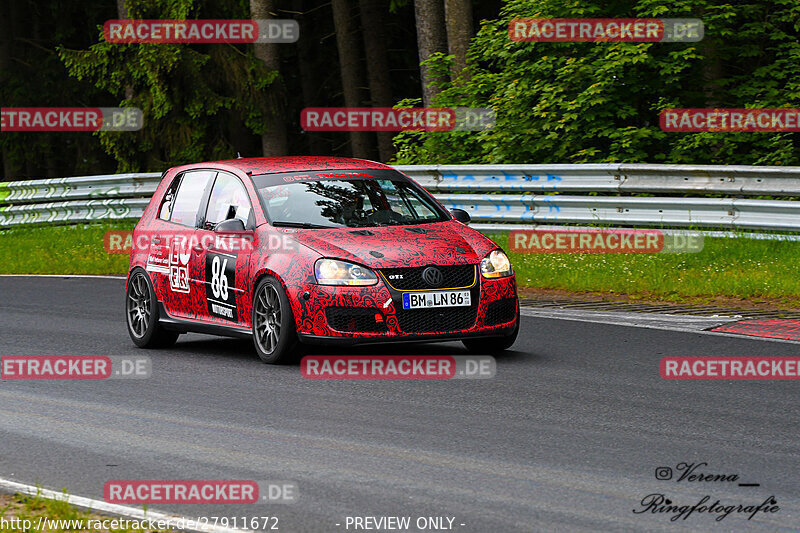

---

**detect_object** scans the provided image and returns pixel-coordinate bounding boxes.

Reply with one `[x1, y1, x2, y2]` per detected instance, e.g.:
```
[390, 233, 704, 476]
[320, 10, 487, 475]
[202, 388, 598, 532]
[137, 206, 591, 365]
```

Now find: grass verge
[0, 491, 164, 532]
[1, 223, 798, 308]
[487, 232, 800, 309]
[0, 223, 134, 275]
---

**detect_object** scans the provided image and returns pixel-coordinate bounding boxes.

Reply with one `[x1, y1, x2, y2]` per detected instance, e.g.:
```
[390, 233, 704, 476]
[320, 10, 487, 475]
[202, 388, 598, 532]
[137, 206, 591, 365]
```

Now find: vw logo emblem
[422, 267, 444, 288]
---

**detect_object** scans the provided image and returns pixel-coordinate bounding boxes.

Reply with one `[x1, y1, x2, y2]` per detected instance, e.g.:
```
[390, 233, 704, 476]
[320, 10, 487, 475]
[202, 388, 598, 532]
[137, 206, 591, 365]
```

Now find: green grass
[0, 223, 134, 275]
[488, 232, 800, 306]
[0, 490, 163, 532]
[1, 223, 799, 306]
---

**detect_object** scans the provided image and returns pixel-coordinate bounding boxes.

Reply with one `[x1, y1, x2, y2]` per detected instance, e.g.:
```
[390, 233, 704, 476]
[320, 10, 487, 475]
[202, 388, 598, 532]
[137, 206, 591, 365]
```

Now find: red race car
[126, 157, 519, 363]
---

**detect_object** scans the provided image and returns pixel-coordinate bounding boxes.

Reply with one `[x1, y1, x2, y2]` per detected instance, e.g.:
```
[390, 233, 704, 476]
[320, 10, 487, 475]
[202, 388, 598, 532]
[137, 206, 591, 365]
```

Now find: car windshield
[253, 170, 447, 228]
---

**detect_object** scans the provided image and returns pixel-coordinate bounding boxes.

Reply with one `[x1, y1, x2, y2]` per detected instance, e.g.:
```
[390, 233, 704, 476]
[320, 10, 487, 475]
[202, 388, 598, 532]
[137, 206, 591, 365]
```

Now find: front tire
[126, 269, 179, 348]
[252, 276, 300, 364]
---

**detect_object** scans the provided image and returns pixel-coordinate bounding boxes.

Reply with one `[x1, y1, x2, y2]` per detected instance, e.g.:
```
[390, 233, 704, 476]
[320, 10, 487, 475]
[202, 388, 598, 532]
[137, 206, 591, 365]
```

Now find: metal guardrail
[2, 164, 800, 232]
[0, 174, 160, 227]
[396, 164, 800, 196]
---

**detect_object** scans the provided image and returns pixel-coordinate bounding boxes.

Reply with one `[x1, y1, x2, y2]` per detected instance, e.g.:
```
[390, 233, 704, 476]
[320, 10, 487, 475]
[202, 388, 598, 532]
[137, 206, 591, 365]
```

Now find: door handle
[152, 237, 162, 244]
[192, 245, 203, 252]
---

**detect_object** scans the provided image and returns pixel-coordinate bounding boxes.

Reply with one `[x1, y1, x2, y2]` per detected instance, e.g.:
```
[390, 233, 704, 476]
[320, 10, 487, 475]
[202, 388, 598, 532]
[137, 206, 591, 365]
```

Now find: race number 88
[211, 256, 229, 300]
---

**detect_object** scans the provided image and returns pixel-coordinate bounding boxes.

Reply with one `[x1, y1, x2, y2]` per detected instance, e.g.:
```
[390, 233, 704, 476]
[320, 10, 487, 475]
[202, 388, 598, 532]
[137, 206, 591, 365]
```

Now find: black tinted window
[158, 176, 181, 221]
[169, 170, 215, 227]
[203, 172, 253, 230]
[254, 170, 445, 228]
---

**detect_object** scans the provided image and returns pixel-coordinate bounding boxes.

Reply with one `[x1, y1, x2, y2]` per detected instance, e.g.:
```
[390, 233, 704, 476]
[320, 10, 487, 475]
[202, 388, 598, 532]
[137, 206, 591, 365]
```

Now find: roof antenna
[236, 152, 242, 159]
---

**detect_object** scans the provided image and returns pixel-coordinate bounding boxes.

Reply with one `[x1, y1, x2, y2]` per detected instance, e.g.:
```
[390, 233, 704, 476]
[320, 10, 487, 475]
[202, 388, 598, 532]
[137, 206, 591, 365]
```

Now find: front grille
[397, 306, 477, 333]
[485, 298, 517, 326]
[381, 264, 477, 291]
[326, 307, 387, 333]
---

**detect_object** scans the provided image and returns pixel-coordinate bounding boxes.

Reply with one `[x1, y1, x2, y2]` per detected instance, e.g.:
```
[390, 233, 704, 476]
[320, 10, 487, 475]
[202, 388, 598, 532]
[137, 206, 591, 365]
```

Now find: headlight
[314, 258, 378, 286]
[480, 250, 512, 279]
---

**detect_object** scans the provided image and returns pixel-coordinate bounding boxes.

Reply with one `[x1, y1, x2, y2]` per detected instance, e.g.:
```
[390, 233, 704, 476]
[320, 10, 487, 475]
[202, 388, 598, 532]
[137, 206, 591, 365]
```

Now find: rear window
[168, 170, 216, 227]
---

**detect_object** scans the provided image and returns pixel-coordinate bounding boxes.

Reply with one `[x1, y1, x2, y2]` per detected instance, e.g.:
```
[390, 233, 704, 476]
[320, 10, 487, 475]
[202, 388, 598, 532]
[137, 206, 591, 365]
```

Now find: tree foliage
[58, 0, 277, 172]
[3, 0, 798, 178]
[0, 0, 118, 177]
[393, 0, 800, 165]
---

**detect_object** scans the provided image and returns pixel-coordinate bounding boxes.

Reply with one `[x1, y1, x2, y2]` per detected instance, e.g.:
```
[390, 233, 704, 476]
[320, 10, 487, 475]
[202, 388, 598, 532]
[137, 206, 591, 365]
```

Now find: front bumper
[298, 324, 517, 346]
[292, 273, 518, 341]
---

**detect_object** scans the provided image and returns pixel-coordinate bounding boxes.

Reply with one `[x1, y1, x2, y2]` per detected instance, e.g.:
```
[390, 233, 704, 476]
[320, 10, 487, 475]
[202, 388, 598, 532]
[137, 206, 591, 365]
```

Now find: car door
[145, 174, 181, 301]
[193, 171, 254, 326]
[157, 170, 216, 320]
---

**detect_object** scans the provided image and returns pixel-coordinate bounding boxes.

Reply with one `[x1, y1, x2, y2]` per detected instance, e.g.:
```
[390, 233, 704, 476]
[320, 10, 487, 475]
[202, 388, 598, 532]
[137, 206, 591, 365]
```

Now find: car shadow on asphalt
[167, 334, 541, 366]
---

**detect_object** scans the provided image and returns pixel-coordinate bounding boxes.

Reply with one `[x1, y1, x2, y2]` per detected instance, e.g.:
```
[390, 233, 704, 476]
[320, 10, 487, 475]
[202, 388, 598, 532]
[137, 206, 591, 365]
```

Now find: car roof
[198, 156, 394, 175]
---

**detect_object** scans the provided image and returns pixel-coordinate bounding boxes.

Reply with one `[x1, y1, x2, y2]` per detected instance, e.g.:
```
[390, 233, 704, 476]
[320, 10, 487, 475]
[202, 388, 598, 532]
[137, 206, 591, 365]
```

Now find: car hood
[278, 220, 497, 269]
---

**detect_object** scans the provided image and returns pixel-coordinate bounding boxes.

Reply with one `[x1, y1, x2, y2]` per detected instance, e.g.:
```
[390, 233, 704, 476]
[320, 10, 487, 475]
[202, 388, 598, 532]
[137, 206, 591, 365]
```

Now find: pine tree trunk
[444, 0, 472, 81]
[294, 0, 328, 155]
[413, 0, 448, 106]
[332, 0, 376, 159]
[0, 1, 11, 179]
[359, 0, 395, 161]
[251, 0, 289, 156]
[116, 0, 134, 101]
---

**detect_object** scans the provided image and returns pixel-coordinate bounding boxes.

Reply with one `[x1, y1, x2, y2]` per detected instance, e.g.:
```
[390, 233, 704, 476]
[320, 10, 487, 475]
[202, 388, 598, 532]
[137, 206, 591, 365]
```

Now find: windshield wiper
[271, 220, 335, 229]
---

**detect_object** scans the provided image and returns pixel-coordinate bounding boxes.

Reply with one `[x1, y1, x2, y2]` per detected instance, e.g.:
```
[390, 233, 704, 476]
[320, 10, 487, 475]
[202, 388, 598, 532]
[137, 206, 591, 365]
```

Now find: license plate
[402, 290, 471, 309]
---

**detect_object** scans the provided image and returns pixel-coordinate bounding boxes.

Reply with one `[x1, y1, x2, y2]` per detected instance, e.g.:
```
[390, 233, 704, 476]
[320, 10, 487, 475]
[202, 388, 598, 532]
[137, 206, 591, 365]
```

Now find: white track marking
[0, 477, 252, 533]
[521, 307, 800, 345]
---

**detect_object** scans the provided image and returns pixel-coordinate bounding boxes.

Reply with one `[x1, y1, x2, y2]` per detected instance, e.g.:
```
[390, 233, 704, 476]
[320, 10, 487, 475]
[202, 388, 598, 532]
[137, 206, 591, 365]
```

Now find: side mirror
[215, 218, 247, 233]
[450, 208, 471, 224]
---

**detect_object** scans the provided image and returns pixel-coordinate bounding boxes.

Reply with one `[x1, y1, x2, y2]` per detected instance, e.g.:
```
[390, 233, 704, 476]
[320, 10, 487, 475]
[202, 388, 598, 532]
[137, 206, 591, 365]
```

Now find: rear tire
[252, 276, 300, 364]
[126, 269, 179, 348]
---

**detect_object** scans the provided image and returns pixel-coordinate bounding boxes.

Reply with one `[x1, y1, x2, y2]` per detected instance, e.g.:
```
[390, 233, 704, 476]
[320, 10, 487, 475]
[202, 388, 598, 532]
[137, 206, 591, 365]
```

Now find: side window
[203, 173, 253, 230]
[158, 176, 181, 221]
[169, 171, 216, 227]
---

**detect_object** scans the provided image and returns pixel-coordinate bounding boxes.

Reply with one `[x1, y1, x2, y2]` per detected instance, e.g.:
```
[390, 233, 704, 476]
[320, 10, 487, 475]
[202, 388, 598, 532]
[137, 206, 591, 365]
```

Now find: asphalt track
[1, 276, 799, 532]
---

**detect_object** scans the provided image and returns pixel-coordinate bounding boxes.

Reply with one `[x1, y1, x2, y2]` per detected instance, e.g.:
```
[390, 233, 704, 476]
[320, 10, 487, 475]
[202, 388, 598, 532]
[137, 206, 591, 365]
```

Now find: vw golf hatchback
[126, 157, 519, 363]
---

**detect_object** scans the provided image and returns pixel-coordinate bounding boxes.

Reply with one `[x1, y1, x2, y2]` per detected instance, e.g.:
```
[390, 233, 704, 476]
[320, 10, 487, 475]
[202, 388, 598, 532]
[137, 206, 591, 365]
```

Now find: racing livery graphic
[125, 157, 519, 363]
[168, 237, 191, 293]
[205, 251, 237, 321]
